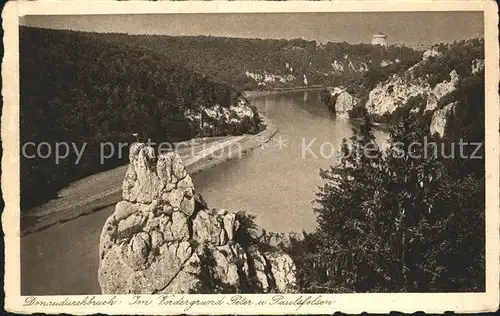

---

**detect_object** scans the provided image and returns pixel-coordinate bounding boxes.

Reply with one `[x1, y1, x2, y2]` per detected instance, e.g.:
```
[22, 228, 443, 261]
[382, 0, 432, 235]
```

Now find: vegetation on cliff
[20, 27, 259, 210]
[291, 67, 485, 292]
[411, 38, 484, 88]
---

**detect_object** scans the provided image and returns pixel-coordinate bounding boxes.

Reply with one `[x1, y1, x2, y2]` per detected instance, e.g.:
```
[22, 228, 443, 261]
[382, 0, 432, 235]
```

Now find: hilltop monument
[372, 33, 388, 47]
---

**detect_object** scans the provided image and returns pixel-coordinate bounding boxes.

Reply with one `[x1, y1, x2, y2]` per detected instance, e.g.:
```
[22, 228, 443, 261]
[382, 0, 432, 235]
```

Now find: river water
[192, 90, 388, 233]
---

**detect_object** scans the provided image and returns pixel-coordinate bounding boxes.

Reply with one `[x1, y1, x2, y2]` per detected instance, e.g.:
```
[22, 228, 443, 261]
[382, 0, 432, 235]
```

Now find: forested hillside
[20, 27, 260, 210]
[87, 32, 421, 90]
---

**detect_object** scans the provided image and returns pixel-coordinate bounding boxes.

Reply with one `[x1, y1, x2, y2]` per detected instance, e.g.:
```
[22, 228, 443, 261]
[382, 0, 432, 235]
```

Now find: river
[191, 90, 388, 233]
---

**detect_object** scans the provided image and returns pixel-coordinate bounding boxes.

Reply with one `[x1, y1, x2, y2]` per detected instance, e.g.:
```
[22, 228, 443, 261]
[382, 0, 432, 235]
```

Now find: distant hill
[85, 32, 422, 90]
[20, 26, 261, 210]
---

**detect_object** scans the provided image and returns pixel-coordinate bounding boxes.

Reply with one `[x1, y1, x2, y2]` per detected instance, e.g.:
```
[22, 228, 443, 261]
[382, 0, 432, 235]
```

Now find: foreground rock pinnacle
[98, 143, 297, 294]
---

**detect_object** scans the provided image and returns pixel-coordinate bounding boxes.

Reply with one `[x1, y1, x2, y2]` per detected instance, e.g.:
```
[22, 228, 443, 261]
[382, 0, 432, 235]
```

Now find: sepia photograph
[2, 1, 499, 314]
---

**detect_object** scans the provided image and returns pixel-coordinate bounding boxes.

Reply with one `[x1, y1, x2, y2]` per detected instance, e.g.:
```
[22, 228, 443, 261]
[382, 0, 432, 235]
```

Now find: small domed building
[372, 33, 388, 47]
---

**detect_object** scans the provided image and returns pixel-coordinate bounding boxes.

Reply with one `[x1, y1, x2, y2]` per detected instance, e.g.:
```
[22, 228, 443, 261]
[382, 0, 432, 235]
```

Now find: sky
[20, 11, 483, 47]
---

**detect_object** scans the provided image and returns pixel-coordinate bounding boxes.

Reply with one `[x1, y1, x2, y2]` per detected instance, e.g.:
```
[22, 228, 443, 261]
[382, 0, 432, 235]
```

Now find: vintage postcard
[2, 0, 499, 314]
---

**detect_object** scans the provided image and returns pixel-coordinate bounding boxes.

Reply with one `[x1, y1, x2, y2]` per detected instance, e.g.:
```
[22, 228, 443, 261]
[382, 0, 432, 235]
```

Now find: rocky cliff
[98, 143, 297, 294]
[364, 66, 460, 118]
[362, 40, 483, 138]
[323, 87, 358, 118]
[429, 101, 456, 137]
[363, 54, 483, 138]
[185, 97, 261, 137]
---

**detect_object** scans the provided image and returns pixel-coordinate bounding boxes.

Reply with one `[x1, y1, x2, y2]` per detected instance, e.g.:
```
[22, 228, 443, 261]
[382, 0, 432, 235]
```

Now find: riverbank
[350, 117, 389, 131]
[21, 116, 277, 236]
[244, 86, 328, 100]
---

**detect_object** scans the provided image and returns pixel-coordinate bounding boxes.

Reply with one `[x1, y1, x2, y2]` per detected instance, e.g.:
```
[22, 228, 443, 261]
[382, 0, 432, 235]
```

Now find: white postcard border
[2, 1, 499, 314]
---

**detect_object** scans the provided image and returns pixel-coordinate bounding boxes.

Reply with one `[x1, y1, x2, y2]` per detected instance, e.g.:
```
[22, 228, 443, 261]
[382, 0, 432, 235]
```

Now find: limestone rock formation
[380, 59, 393, 67]
[184, 98, 260, 136]
[364, 50, 484, 118]
[365, 68, 460, 117]
[98, 143, 297, 294]
[365, 75, 429, 117]
[363, 51, 483, 137]
[425, 70, 460, 112]
[472, 59, 485, 75]
[430, 102, 456, 138]
[325, 87, 358, 118]
[334, 91, 358, 118]
[245, 71, 296, 87]
[422, 47, 441, 61]
[331, 60, 345, 73]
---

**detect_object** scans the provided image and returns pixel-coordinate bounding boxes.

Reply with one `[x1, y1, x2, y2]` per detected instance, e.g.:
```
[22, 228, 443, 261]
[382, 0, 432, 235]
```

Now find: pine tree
[308, 109, 393, 292]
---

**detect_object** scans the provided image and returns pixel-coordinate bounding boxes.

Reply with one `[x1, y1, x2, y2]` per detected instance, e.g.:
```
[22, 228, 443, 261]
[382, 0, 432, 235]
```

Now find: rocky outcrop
[380, 59, 394, 67]
[365, 68, 460, 117]
[245, 71, 296, 88]
[98, 143, 297, 294]
[365, 74, 429, 117]
[331, 60, 345, 73]
[364, 41, 483, 118]
[324, 87, 359, 118]
[335, 92, 357, 118]
[349, 60, 369, 72]
[472, 59, 485, 75]
[243, 56, 379, 89]
[422, 47, 441, 61]
[425, 70, 459, 111]
[303, 74, 308, 85]
[327, 88, 358, 118]
[430, 102, 456, 137]
[185, 98, 260, 135]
